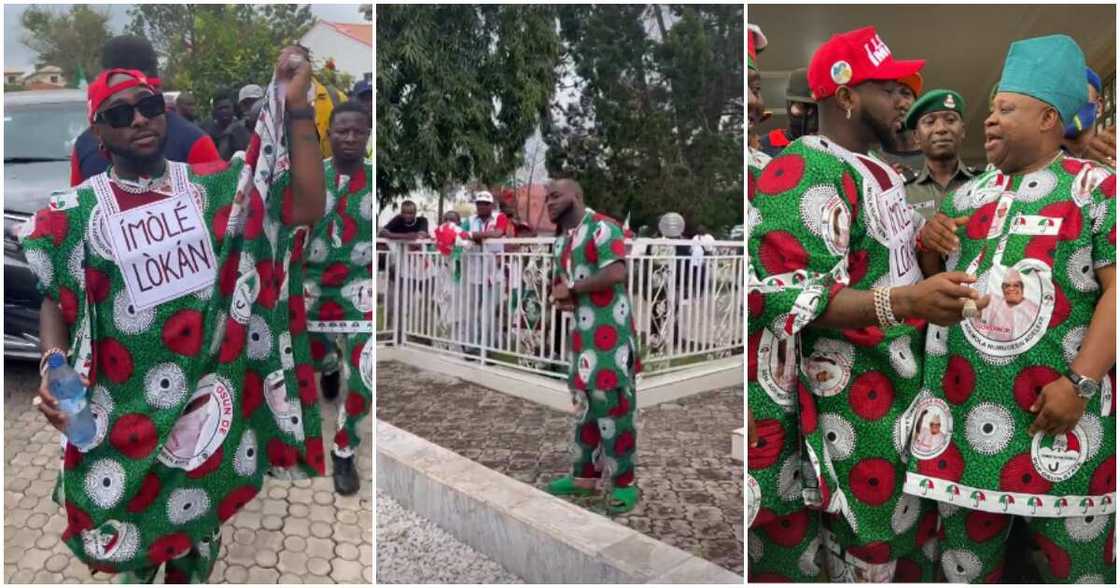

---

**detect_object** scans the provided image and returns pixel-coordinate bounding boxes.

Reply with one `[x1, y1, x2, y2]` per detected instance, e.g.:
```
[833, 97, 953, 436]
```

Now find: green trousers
[570, 387, 637, 487]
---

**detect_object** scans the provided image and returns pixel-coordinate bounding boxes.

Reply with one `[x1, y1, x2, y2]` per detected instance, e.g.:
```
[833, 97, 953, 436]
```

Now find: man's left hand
[1029, 376, 1088, 436]
[277, 47, 313, 107]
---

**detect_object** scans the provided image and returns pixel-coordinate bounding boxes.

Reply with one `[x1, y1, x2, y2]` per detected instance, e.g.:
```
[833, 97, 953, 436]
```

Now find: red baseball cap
[87, 68, 157, 124]
[807, 26, 924, 101]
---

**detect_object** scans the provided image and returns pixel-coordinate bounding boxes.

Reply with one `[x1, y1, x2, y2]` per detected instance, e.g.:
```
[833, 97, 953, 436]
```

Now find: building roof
[323, 21, 372, 47]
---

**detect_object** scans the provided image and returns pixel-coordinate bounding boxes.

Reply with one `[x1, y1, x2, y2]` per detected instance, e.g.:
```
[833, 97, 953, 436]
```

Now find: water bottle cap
[47, 353, 65, 369]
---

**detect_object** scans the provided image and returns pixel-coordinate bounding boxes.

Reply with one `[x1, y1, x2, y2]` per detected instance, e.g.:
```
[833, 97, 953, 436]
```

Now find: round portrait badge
[757, 329, 797, 409]
[802, 338, 854, 398]
[747, 474, 762, 526]
[158, 374, 235, 471]
[962, 259, 1054, 358]
[908, 396, 954, 460]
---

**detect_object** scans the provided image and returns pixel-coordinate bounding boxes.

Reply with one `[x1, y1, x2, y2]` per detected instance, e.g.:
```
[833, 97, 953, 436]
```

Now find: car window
[4, 101, 87, 160]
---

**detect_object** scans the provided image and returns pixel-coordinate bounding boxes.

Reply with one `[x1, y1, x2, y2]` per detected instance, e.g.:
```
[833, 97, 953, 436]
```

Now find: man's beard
[105, 134, 169, 170]
[861, 108, 901, 151]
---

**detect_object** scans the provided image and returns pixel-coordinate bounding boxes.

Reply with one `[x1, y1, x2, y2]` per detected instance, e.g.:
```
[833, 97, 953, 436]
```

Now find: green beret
[905, 89, 965, 130]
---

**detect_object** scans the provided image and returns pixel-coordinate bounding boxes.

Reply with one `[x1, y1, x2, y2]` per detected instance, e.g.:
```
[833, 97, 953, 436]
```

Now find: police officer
[904, 89, 979, 220]
[760, 68, 818, 157]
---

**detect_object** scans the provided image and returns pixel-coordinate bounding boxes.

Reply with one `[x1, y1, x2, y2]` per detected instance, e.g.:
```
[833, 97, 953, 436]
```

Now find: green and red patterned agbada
[748, 136, 940, 580]
[304, 158, 374, 455]
[904, 154, 1116, 527]
[553, 208, 640, 487]
[19, 88, 323, 580]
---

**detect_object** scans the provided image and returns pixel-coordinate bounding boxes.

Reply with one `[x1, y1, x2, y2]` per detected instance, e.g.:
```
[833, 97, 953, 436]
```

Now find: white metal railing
[375, 236, 743, 380]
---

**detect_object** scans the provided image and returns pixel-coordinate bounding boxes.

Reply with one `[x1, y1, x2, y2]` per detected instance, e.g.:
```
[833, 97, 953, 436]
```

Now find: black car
[4, 89, 87, 360]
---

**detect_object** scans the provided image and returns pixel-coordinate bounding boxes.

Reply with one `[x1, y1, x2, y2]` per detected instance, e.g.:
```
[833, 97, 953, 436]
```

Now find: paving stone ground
[3, 360, 373, 584]
[376, 490, 522, 584]
[376, 360, 745, 575]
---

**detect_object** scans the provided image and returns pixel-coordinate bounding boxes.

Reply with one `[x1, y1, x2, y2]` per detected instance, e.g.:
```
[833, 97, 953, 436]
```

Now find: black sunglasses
[95, 94, 166, 128]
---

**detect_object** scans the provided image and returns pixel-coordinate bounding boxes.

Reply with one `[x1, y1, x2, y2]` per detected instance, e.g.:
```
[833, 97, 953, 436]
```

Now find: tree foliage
[125, 5, 316, 118]
[376, 5, 561, 211]
[542, 5, 743, 235]
[20, 5, 112, 86]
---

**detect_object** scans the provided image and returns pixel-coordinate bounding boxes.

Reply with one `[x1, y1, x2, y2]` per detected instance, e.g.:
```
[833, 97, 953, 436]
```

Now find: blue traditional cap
[997, 34, 1088, 124]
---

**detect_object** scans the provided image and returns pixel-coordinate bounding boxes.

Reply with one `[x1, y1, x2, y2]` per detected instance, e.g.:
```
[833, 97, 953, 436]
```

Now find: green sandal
[608, 486, 639, 513]
[546, 476, 595, 497]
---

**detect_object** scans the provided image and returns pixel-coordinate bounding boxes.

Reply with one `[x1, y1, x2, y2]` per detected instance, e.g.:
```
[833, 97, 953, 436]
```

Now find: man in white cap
[462, 190, 511, 356]
[238, 83, 265, 125]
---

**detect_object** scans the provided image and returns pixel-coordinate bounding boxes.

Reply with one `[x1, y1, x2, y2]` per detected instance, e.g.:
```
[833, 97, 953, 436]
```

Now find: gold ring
[31, 396, 42, 408]
[962, 299, 979, 319]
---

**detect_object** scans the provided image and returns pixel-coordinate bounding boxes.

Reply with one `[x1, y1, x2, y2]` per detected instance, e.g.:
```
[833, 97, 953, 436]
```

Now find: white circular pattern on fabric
[820, 413, 855, 461]
[964, 402, 1014, 456]
[247, 315, 273, 360]
[798, 536, 821, 577]
[1092, 201, 1109, 234]
[350, 241, 374, 266]
[233, 428, 258, 477]
[25, 249, 53, 288]
[942, 549, 982, 582]
[613, 298, 630, 325]
[798, 184, 842, 239]
[84, 459, 126, 509]
[922, 539, 938, 562]
[1078, 413, 1103, 461]
[891, 493, 921, 535]
[359, 193, 373, 221]
[573, 264, 592, 283]
[237, 251, 256, 276]
[87, 205, 115, 260]
[926, 325, 948, 357]
[577, 307, 595, 331]
[747, 530, 763, 562]
[938, 501, 960, 519]
[593, 222, 613, 247]
[777, 453, 802, 502]
[1065, 514, 1108, 543]
[308, 237, 329, 264]
[613, 345, 631, 373]
[952, 177, 983, 210]
[1067, 246, 1098, 292]
[1015, 169, 1058, 203]
[577, 350, 597, 385]
[1063, 327, 1087, 365]
[209, 311, 227, 357]
[81, 520, 140, 562]
[596, 417, 616, 440]
[68, 246, 86, 288]
[888, 336, 918, 379]
[112, 290, 154, 335]
[977, 349, 1016, 367]
[92, 385, 114, 415]
[143, 363, 188, 410]
[167, 488, 211, 525]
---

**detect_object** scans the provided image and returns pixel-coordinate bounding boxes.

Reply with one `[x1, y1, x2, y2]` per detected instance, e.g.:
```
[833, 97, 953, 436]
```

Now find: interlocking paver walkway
[4, 361, 372, 584]
[376, 360, 744, 574]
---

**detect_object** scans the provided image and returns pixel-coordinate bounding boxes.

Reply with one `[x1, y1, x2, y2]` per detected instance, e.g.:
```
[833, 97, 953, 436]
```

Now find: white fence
[376, 237, 743, 380]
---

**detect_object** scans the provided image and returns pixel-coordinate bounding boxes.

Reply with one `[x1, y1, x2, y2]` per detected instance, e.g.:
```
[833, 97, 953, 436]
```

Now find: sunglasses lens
[137, 94, 166, 118]
[100, 94, 166, 128]
[103, 104, 135, 128]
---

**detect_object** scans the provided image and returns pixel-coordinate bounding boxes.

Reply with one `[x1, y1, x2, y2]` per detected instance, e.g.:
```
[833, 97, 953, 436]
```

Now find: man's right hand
[920, 213, 969, 255]
[37, 375, 68, 433]
[896, 272, 991, 326]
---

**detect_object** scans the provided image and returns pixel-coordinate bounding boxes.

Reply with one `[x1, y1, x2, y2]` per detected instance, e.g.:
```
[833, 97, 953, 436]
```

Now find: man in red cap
[749, 25, 989, 581]
[23, 48, 328, 581]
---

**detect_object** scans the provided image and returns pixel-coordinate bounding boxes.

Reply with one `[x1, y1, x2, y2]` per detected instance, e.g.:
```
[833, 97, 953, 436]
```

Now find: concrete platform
[377, 420, 743, 584]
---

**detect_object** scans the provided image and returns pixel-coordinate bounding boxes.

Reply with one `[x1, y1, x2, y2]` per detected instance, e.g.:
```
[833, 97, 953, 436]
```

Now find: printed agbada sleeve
[1087, 168, 1116, 269]
[748, 141, 859, 338]
[592, 217, 627, 270]
[19, 197, 85, 325]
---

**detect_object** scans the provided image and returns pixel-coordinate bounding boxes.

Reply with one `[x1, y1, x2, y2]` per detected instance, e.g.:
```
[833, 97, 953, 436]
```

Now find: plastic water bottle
[45, 354, 96, 449]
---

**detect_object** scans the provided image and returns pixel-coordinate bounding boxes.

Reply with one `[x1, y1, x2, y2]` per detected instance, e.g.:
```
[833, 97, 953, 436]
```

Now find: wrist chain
[872, 287, 902, 328]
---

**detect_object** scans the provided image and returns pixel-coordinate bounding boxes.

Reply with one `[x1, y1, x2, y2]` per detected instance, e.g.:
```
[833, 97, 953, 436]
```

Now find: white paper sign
[107, 195, 216, 311]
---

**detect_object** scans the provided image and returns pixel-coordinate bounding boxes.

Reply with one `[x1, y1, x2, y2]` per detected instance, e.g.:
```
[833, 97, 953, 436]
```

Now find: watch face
[1077, 378, 1097, 396]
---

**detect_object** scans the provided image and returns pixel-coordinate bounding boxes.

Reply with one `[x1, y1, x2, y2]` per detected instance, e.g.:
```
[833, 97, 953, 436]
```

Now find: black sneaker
[332, 451, 359, 496]
[321, 370, 340, 401]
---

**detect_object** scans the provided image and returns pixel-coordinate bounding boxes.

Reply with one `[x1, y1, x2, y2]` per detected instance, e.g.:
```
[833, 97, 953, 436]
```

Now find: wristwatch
[1066, 369, 1099, 399]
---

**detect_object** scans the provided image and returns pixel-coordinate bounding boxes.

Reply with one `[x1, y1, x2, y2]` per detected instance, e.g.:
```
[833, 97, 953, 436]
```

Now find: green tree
[542, 5, 744, 235]
[376, 5, 561, 215]
[125, 4, 316, 118]
[20, 5, 111, 88]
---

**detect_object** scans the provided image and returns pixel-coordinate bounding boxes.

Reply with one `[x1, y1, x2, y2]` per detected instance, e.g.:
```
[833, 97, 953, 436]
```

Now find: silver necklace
[110, 165, 171, 194]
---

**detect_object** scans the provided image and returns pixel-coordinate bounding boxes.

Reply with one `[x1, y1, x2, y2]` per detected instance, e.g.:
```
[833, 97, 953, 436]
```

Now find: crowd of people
[748, 22, 1115, 584]
[21, 34, 372, 582]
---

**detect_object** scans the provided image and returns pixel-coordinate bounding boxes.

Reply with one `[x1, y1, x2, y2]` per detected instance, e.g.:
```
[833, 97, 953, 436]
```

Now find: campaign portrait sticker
[962, 260, 1053, 357]
[158, 374, 234, 471]
[909, 396, 953, 460]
